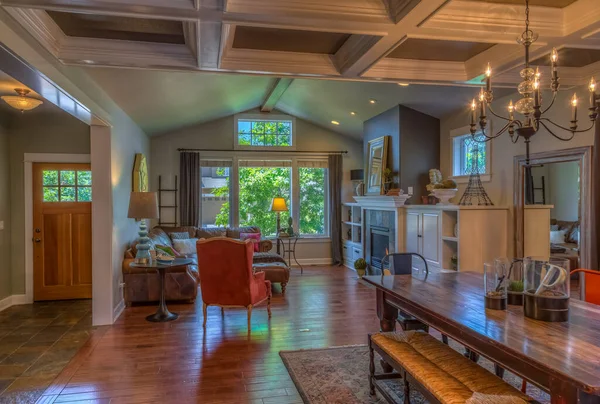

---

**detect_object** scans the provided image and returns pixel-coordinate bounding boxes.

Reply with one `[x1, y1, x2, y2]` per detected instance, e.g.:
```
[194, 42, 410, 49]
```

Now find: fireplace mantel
[353, 195, 411, 209]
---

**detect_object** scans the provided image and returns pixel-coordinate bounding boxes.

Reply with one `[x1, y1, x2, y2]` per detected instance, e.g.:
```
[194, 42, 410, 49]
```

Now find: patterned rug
[280, 340, 551, 404]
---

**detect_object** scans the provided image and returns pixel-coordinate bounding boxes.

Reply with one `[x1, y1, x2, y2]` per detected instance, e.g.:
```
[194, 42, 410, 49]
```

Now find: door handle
[417, 235, 422, 238]
[34, 238, 42, 243]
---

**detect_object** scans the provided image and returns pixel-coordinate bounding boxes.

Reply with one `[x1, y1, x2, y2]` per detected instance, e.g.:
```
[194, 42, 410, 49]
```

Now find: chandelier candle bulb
[471, 99, 476, 124]
[572, 94, 578, 122]
[590, 78, 596, 107]
[509, 100, 514, 120]
[486, 63, 492, 92]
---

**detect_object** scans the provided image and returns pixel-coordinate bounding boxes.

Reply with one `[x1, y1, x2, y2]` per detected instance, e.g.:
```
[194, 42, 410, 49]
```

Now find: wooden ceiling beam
[261, 78, 293, 112]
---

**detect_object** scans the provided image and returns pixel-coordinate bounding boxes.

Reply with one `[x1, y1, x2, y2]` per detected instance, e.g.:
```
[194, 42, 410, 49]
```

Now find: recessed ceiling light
[331, 120, 340, 125]
[397, 82, 410, 87]
[369, 99, 377, 104]
[81, 60, 95, 64]
[350, 111, 356, 116]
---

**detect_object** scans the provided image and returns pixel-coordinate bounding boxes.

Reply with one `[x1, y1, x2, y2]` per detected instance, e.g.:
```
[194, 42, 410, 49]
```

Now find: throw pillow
[170, 231, 191, 241]
[240, 232, 261, 252]
[155, 244, 181, 257]
[550, 224, 559, 231]
[550, 230, 566, 244]
[172, 238, 198, 256]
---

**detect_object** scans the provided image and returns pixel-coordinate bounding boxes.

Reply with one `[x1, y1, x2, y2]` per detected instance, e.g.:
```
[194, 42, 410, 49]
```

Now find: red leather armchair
[196, 237, 272, 329]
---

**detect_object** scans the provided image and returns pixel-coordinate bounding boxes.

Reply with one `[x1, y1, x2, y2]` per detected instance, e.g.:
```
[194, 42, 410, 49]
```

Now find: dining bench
[369, 330, 538, 404]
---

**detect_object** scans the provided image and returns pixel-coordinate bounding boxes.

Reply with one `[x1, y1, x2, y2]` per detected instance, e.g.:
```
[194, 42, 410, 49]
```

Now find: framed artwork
[365, 136, 389, 195]
[133, 153, 148, 192]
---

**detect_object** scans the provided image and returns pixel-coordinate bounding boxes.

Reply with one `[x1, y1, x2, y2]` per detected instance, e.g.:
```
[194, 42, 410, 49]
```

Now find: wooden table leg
[376, 289, 398, 373]
[549, 379, 599, 404]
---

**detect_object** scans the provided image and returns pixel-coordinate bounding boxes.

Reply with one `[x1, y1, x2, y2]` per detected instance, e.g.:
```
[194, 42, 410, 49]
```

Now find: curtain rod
[177, 148, 348, 154]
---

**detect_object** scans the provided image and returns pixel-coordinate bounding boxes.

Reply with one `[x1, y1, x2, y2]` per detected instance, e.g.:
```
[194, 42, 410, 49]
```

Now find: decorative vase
[356, 268, 366, 278]
[433, 189, 458, 205]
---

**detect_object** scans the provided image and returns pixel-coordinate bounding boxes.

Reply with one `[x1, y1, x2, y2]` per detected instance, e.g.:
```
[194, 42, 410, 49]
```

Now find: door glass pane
[202, 167, 230, 227]
[77, 171, 92, 186]
[78, 187, 92, 202]
[43, 187, 59, 202]
[299, 167, 326, 235]
[60, 187, 76, 201]
[60, 171, 76, 185]
[43, 170, 58, 185]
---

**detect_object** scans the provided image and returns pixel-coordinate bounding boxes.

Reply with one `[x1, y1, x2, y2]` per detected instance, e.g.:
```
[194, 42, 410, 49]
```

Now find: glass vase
[484, 261, 507, 310]
[523, 257, 570, 322]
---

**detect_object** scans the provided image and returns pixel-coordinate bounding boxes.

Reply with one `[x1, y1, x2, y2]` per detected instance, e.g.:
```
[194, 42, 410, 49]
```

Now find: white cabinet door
[421, 212, 441, 267]
[405, 211, 421, 254]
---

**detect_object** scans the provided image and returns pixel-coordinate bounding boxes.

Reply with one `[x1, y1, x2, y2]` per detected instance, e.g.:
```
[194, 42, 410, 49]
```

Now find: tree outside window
[299, 167, 326, 235]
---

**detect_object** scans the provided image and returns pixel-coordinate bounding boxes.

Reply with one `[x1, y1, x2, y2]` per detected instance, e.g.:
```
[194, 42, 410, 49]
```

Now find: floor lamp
[270, 197, 288, 255]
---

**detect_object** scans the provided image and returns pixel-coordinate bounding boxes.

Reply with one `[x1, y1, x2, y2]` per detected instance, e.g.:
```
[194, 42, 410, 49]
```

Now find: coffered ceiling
[0, 0, 598, 88]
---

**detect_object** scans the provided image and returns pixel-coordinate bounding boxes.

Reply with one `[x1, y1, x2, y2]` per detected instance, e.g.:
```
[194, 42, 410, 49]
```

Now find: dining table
[362, 271, 600, 404]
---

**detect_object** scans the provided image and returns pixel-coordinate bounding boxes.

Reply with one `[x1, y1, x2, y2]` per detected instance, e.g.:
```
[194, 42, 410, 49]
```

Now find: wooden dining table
[363, 272, 600, 404]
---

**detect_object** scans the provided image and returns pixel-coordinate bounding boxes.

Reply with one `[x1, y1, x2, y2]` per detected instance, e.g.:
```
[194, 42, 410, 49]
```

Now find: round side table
[277, 236, 303, 274]
[130, 258, 193, 322]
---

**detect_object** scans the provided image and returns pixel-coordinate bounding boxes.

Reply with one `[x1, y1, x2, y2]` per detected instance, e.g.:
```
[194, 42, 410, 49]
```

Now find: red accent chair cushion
[240, 232, 261, 252]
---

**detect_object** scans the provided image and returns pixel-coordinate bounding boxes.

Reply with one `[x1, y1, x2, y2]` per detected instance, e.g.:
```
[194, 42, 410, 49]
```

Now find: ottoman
[253, 262, 291, 294]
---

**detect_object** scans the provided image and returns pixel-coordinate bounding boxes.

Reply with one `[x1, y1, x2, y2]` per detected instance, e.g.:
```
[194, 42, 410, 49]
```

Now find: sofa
[122, 225, 284, 305]
[550, 219, 580, 271]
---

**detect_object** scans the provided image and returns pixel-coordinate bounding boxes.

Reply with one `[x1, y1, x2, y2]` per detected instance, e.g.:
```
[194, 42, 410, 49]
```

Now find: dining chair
[380, 253, 450, 344]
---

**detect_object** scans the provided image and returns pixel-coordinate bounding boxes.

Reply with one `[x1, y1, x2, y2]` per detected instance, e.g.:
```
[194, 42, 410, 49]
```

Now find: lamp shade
[269, 197, 288, 212]
[127, 192, 159, 219]
[1, 89, 43, 112]
[350, 169, 364, 181]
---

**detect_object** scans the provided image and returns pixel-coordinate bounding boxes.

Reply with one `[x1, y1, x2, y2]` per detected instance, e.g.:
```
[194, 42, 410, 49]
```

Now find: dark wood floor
[34, 266, 381, 403]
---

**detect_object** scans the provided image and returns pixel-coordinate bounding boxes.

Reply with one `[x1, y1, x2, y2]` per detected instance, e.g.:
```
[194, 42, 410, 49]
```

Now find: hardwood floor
[35, 266, 381, 403]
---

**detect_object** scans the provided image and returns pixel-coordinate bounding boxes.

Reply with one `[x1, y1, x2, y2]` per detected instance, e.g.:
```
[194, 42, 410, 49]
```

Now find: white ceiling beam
[464, 43, 531, 82]
[332, 35, 381, 75]
[341, 0, 450, 77]
[381, 0, 421, 23]
[363, 58, 467, 82]
[0, 0, 222, 22]
[260, 78, 293, 112]
[183, 22, 200, 67]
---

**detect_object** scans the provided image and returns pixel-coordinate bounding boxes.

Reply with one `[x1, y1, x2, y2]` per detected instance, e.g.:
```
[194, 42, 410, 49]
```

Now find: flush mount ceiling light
[369, 99, 377, 104]
[350, 111, 356, 116]
[331, 120, 340, 125]
[1, 88, 43, 112]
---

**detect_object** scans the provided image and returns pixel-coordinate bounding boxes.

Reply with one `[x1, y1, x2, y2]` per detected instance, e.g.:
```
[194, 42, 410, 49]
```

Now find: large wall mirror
[365, 136, 389, 195]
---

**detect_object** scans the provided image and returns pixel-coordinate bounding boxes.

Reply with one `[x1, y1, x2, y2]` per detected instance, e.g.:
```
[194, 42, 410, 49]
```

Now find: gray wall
[8, 112, 90, 295]
[0, 120, 10, 300]
[364, 105, 440, 203]
[548, 161, 579, 222]
[150, 109, 363, 264]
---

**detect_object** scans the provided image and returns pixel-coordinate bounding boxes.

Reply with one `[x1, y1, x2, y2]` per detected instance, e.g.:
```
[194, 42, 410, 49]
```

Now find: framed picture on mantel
[365, 136, 389, 195]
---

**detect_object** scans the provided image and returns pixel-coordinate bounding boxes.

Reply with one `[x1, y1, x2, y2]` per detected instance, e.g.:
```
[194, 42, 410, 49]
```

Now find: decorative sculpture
[458, 144, 493, 206]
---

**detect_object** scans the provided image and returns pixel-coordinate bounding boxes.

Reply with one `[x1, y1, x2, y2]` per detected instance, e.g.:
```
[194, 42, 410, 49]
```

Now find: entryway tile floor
[0, 300, 100, 403]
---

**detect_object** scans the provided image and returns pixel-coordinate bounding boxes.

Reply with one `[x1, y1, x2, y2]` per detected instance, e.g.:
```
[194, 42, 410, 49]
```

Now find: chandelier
[469, 0, 598, 163]
[1, 88, 43, 112]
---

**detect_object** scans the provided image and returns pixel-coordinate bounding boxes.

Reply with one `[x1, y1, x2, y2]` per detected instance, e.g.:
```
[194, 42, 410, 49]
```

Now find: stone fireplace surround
[365, 210, 395, 275]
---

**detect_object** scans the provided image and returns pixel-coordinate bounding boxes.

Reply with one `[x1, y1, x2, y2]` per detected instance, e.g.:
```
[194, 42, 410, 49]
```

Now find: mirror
[366, 136, 389, 195]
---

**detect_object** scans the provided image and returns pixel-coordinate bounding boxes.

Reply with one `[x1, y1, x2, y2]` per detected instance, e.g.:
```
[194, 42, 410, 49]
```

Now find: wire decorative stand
[458, 144, 494, 206]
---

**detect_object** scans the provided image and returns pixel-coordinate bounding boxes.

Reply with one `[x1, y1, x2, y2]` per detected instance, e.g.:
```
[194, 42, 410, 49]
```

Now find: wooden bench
[369, 331, 538, 404]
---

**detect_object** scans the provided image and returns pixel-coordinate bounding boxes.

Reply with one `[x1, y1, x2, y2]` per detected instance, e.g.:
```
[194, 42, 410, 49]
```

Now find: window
[452, 132, 489, 178]
[234, 114, 295, 150]
[298, 163, 328, 236]
[200, 161, 231, 227]
[237, 161, 291, 237]
[43, 170, 92, 202]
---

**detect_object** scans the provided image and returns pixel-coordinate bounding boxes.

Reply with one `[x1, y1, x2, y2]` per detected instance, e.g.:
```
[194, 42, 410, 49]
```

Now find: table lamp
[128, 192, 159, 264]
[269, 197, 288, 235]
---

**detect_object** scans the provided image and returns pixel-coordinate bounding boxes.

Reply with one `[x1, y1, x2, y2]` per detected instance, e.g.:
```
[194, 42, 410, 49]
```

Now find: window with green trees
[299, 167, 326, 235]
[237, 119, 292, 147]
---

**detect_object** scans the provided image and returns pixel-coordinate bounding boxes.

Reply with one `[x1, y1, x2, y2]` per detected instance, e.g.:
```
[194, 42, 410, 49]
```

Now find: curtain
[179, 152, 200, 227]
[329, 154, 343, 265]
[590, 113, 600, 270]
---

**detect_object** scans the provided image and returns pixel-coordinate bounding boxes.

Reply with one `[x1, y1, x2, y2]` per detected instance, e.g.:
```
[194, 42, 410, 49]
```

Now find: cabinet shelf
[343, 221, 361, 226]
[442, 236, 458, 242]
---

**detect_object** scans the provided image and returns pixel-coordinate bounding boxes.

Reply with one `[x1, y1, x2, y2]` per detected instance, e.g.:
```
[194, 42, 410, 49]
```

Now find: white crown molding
[464, 43, 532, 81]
[4, 7, 64, 57]
[59, 37, 197, 68]
[563, 0, 600, 37]
[382, 0, 421, 24]
[364, 57, 466, 82]
[220, 48, 338, 77]
[183, 21, 199, 67]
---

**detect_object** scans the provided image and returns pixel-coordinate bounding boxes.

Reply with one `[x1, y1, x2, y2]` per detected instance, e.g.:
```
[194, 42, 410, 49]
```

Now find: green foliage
[299, 168, 325, 235]
[433, 179, 458, 189]
[508, 280, 524, 292]
[354, 258, 367, 270]
[43, 170, 58, 185]
[43, 187, 59, 202]
[60, 170, 76, 185]
[238, 120, 292, 147]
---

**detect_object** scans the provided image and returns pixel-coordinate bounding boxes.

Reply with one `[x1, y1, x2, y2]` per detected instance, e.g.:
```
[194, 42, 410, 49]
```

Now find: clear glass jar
[523, 257, 570, 322]
[496, 258, 524, 305]
[484, 261, 507, 310]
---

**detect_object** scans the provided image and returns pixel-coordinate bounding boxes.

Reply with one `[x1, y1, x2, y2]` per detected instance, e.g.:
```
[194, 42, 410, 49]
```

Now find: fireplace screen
[371, 232, 389, 269]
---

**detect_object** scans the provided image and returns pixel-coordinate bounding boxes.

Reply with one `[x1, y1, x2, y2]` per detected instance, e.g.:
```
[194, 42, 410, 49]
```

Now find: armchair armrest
[253, 270, 266, 283]
[258, 239, 273, 252]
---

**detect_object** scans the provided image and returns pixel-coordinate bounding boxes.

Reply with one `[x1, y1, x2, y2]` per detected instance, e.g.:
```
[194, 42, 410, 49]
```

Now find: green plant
[433, 179, 458, 189]
[508, 280, 524, 293]
[383, 168, 394, 183]
[354, 258, 367, 270]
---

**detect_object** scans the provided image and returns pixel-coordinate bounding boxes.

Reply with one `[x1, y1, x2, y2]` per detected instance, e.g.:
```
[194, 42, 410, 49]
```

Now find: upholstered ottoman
[253, 262, 290, 294]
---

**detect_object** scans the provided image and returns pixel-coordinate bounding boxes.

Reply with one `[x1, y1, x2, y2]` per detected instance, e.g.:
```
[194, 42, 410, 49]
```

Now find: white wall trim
[0, 294, 29, 312]
[113, 298, 125, 323]
[23, 153, 91, 304]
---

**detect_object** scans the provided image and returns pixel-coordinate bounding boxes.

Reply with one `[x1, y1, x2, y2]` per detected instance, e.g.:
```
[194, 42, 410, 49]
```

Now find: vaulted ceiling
[0, 0, 598, 137]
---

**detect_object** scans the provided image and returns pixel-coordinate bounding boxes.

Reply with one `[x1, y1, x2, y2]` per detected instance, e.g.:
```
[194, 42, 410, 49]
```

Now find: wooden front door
[33, 163, 92, 301]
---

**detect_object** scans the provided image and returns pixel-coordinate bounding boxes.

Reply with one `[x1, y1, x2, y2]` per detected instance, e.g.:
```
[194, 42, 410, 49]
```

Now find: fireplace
[370, 228, 390, 270]
[365, 210, 395, 275]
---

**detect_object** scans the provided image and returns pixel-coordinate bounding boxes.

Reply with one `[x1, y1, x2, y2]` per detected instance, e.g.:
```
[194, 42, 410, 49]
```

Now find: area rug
[280, 341, 551, 404]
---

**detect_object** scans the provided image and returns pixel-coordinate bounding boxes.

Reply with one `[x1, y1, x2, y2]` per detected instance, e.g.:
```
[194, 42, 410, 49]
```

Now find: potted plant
[450, 255, 458, 271]
[432, 179, 458, 205]
[354, 258, 367, 278]
[523, 257, 570, 322]
[382, 168, 395, 193]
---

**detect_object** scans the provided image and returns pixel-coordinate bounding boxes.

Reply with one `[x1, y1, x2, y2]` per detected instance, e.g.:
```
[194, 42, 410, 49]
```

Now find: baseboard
[113, 299, 125, 323]
[0, 294, 29, 312]
[291, 258, 333, 267]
